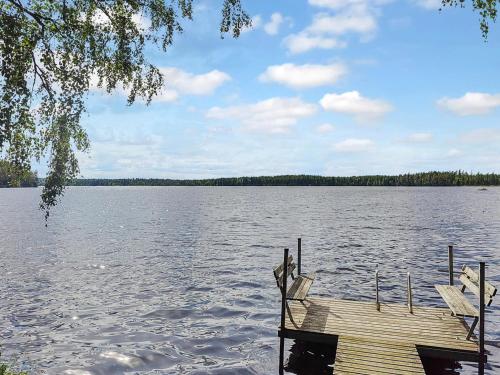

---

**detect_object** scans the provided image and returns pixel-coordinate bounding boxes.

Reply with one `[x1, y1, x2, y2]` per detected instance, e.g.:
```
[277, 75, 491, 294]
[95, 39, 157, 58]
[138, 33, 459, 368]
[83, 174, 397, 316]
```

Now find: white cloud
[242, 15, 263, 33]
[206, 97, 317, 134]
[160, 68, 230, 96]
[403, 132, 433, 143]
[414, 0, 441, 10]
[259, 63, 347, 89]
[306, 9, 377, 36]
[320, 91, 392, 121]
[91, 68, 230, 102]
[131, 12, 151, 30]
[316, 123, 335, 133]
[283, 1, 378, 54]
[309, 0, 365, 9]
[309, 0, 391, 9]
[283, 33, 346, 54]
[334, 138, 375, 152]
[264, 13, 284, 35]
[437, 92, 500, 116]
[447, 148, 462, 157]
[459, 128, 500, 144]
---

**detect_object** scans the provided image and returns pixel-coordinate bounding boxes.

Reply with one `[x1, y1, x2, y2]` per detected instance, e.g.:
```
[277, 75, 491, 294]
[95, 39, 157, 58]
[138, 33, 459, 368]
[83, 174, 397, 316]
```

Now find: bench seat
[435, 284, 478, 318]
[287, 272, 316, 301]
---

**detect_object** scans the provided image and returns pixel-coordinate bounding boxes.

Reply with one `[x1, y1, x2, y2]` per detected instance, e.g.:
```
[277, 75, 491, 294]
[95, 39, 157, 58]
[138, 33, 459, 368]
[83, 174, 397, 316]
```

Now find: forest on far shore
[3, 164, 500, 188]
[65, 171, 500, 187]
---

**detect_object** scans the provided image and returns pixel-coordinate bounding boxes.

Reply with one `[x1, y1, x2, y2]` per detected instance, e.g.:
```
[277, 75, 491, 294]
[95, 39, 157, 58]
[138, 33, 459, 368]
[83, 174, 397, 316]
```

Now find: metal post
[478, 261, 485, 375]
[279, 248, 289, 374]
[407, 272, 413, 314]
[448, 245, 454, 286]
[375, 269, 380, 311]
[297, 238, 302, 275]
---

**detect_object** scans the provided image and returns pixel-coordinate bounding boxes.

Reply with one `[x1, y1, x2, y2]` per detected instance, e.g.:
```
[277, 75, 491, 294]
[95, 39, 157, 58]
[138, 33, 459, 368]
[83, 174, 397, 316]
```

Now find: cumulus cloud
[90, 68, 230, 102]
[306, 10, 377, 36]
[160, 68, 230, 96]
[283, 1, 379, 54]
[242, 15, 263, 33]
[320, 91, 392, 121]
[259, 63, 347, 89]
[316, 123, 335, 133]
[264, 13, 285, 35]
[243, 13, 290, 35]
[334, 138, 375, 152]
[437, 92, 500, 116]
[403, 132, 433, 143]
[206, 97, 317, 134]
[309, 0, 390, 9]
[283, 33, 346, 54]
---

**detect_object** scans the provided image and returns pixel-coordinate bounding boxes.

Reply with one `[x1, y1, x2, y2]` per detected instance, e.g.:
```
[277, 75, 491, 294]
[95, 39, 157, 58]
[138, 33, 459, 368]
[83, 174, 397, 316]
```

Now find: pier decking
[281, 297, 479, 373]
[335, 336, 425, 374]
[275, 241, 492, 374]
[283, 298, 477, 354]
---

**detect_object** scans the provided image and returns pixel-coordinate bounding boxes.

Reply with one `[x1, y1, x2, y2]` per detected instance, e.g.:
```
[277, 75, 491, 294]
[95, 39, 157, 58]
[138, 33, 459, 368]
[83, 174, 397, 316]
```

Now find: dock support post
[478, 261, 485, 375]
[375, 269, 380, 311]
[279, 248, 289, 375]
[407, 272, 413, 314]
[297, 238, 302, 275]
[448, 245, 454, 286]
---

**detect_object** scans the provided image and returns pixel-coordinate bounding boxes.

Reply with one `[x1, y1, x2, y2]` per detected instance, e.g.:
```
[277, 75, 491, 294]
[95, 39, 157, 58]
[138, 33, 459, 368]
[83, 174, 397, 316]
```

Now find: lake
[0, 186, 499, 374]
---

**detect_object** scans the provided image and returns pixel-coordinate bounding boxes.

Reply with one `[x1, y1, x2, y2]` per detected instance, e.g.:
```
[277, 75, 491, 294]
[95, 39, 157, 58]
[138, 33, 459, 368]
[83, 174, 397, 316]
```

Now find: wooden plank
[274, 256, 296, 287]
[287, 274, 313, 300]
[334, 336, 425, 374]
[435, 284, 479, 317]
[462, 265, 497, 298]
[459, 274, 493, 305]
[273, 255, 293, 279]
[283, 297, 478, 354]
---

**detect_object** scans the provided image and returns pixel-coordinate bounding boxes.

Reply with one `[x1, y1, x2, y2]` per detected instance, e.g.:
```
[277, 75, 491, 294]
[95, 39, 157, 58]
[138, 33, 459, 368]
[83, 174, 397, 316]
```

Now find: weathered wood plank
[286, 272, 315, 300]
[459, 274, 493, 305]
[435, 284, 479, 317]
[282, 297, 478, 354]
[462, 265, 497, 298]
[334, 336, 425, 375]
[273, 255, 293, 279]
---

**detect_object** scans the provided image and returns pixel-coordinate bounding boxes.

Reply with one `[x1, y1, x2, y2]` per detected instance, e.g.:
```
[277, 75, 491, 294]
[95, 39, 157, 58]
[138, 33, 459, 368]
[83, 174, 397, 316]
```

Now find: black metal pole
[297, 238, 302, 275]
[279, 248, 289, 374]
[478, 261, 485, 375]
[448, 245, 454, 286]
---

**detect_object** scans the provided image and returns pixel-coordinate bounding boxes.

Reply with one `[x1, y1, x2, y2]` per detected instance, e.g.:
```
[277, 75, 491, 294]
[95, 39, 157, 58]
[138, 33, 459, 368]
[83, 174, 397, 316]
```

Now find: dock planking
[275, 241, 492, 374]
[282, 297, 478, 355]
[334, 336, 426, 374]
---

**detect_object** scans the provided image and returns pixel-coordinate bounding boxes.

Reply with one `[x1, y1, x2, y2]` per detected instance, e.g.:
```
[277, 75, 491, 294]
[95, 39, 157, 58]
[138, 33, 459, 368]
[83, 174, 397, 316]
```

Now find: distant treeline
[66, 171, 500, 187]
[0, 160, 38, 188]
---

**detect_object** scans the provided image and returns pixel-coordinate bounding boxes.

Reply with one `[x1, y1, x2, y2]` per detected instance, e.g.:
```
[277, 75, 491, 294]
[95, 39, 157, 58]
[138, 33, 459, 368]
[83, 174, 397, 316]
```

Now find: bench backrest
[460, 265, 497, 306]
[273, 255, 296, 290]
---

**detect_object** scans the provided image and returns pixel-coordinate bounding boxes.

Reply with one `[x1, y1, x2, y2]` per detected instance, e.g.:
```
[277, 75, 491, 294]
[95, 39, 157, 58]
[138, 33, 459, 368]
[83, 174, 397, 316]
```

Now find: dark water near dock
[0, 186, 499, 374]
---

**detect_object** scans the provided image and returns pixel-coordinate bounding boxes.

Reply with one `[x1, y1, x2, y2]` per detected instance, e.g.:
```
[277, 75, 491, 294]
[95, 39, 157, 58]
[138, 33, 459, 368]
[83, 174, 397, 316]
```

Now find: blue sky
[62, 0, 500, 178]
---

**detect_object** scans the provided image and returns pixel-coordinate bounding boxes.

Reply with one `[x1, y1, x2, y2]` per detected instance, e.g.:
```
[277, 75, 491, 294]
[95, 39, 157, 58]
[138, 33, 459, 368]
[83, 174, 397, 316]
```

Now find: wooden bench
[273, 254, 316, 301]
[435, 264, 497, 339]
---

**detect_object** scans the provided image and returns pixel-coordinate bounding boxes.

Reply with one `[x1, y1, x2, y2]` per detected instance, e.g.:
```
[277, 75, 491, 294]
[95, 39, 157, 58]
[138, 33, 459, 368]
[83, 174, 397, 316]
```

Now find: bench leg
[467, 317, 478, 340]
[279, 335, 285, 374]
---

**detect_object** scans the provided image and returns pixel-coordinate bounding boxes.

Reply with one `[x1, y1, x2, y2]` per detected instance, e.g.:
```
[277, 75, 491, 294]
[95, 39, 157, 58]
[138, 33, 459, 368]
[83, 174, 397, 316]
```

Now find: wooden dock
[335, 336, 426, 374]
[274, 241, 494, 375]
[282, 297, 479, 374]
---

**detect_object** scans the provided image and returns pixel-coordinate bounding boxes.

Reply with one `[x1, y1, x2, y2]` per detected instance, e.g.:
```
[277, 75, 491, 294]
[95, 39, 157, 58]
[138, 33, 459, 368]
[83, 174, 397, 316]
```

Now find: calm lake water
[1, 186, 499, 374]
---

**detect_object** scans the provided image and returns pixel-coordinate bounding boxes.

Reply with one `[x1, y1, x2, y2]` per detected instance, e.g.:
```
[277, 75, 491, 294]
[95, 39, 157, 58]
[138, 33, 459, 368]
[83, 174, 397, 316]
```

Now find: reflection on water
[285, 341, 336, 375]
[0, 186, 499, 374]
[284, 341, 465, 375]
